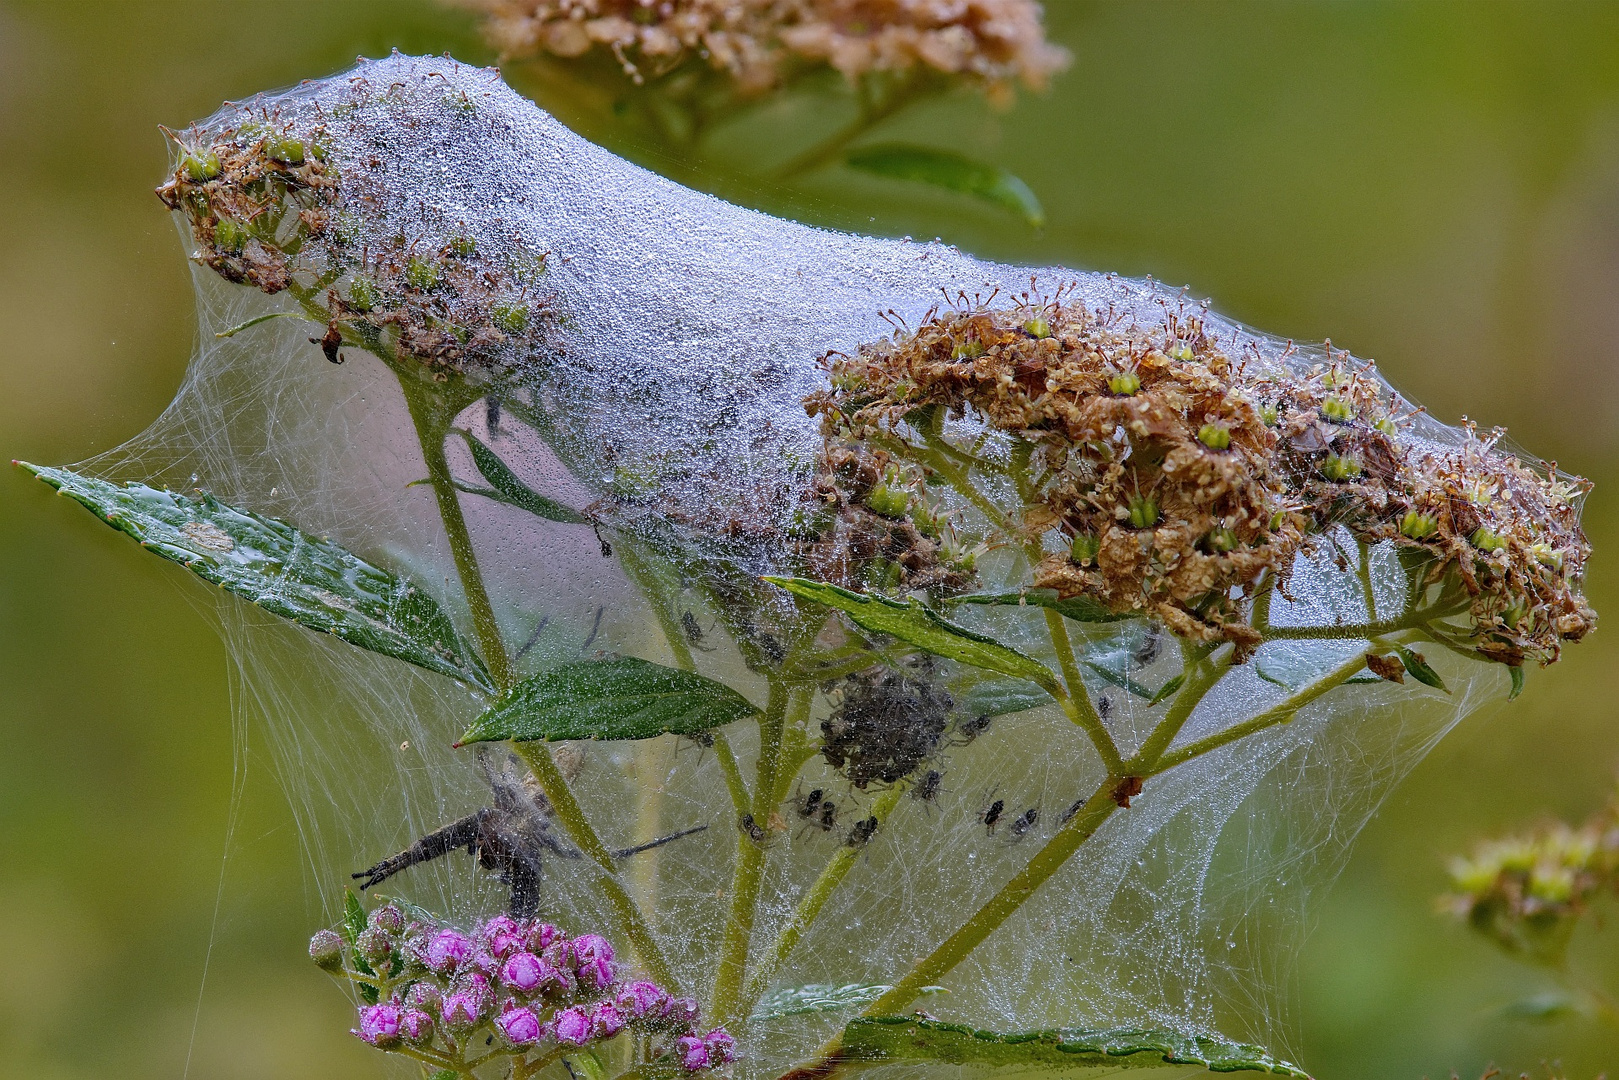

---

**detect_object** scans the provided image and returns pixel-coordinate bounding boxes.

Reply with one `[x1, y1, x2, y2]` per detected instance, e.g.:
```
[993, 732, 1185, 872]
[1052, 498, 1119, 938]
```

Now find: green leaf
[341, 889, 366, 946]
[1081, 660, 1154, 701]
[1509, 664, 1525, 700]
[844, 144, 1045, 227]
[841, 1017, 1310, 1078]
[458, 657, 758, 745]
[214, 310, 304, 339]
[751, 984, 945, 1021]
[1254, 644, 1382, 690]
[1147, 673, 1185, 706]
[20, 464, 491, 690]
[1393, 645, 1449, 693]
[956, 679, 1052, 719]
[458, 430, 589, 524]
[952, 589, 1131, 624]
[764, 578, 1058, 691]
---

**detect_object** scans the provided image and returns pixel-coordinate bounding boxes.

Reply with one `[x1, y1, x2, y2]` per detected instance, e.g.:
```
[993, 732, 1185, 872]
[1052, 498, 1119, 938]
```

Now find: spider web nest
[73, 53, 1559, 1075]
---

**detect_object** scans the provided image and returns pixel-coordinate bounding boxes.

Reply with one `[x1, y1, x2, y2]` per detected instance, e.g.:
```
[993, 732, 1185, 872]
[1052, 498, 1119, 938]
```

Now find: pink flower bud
[553, 1005, 593, 1046]
[664, 996, 700, 1027]
[479, 914, 520, 945]
[525, 922, 561, 952]
[590, 1001, 625, 1039]
[496, 1005, 543, 1047]
[500, 951, 546, 994]
[356, 1003, 403, 1047]
[441, 991, 482, 1032]
[356, 927, 393, 965]
[542, 939, 575, 971]
[572, 933, 614, 965]
[425, 929, 470, 975]
[404, 981, 442, 1015]
[703, 1028, 736, 1065]
[677, 1034, 711, 1071]
[617, 980, 668, 1020]
[400, 1009, 435, 1045]
[367, 904, 405, 935]
[578, 955, 616, 991]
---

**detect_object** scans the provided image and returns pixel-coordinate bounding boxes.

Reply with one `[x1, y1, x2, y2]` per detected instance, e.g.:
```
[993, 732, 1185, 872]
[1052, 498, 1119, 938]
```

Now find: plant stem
[512, 742, 680, 990]
[398, 372, 677, 989]
[711, 681, 799, 1022]
[741, 783, 908, 1013]
[861, 776, 1122, 1017]
[1041, 608, 1123, 773]
[399, 375, 514, 691]
[1127, 643, 1231, 773]
[773, 71, 932, 179]
[1356, 540, 1378, 622]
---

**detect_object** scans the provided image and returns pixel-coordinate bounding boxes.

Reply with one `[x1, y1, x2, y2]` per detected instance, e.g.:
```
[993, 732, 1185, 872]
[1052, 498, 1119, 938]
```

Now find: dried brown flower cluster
[807, 295, 1595, 664]
[465, 0, 1069, 96]
[1442, 789, 1619, 964]
[156, 118, 554, 380]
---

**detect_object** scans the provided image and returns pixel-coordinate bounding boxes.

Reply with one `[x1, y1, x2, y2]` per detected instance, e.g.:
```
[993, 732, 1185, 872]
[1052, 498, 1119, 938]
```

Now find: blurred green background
[2, 1, 1617, 1077]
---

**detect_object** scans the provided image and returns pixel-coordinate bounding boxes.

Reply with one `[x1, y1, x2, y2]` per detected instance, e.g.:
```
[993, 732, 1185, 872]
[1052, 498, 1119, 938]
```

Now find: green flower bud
[1470, 526, 1506, 554]
[951, 339, 985, 361]
[1320, 396, 1356, 424]
[448, 235, 477, 259]
[1497, 840, 1536, 874]
[347, 276, 381, 312]
[1399, 511, 1438, 540]
[1527, 864, 1575, 904]
[1500, 598, 1529, 630]
[1269, 510, 1288, 532]
[1024, 316, 1051, 339]
[309, 929, 345, 971]
[267, 136, 305, 165]
[404, 256, 441, 291]
[1127, 494, 1159, 529]
[1448, 858, 1498, 896]
[182, 148, 221, 182]
[864, 483, 911, 519]
[1069, 532, 1100, 565]
[1373, 417, 1398, 437]
[1260, 402, 1279, 427]
[1108, 371, 1141, 396]
[491, 300, 529, 335]
[1204, 527, 1239, 553]
[1529, 542, 1563, 571]
[1197, 423, 1230, 451]
[213, 218, 249, 255]
[1319, 453, 1362, 481]
[1167, 342, 1195, 362]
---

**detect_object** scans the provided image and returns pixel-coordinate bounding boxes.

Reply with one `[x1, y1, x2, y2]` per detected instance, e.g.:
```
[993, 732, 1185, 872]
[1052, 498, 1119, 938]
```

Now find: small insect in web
[1007, 806, 1039, 842]
[910, 769, 943, 806]
[484, 395, 501, 438]
[980, 797, 1005, 835]
[680, 611, 716, 653]
[950, 712, 994, 747]
[791, 785, 839, 835]
[739, 812, 768, 844]
[351, 750, 706, 918]
[845, 816, 879, 848]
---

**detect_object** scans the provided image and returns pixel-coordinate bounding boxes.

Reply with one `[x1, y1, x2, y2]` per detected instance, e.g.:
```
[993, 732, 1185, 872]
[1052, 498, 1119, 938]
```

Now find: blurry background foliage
[2, 2, 1618, 1078]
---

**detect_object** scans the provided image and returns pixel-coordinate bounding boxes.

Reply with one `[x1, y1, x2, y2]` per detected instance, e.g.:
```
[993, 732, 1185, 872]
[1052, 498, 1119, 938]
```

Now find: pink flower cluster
[317, 907, 734, 1071]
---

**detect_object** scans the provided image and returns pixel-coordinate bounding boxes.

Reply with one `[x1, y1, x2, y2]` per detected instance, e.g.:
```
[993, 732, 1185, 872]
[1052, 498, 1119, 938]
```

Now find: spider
[979, 797, 1005, 835]
[845, 816, 879, 848]
[352, 750, 705, 918]
[910, 769, 943, 805]
[1008, 806, 1039, 841]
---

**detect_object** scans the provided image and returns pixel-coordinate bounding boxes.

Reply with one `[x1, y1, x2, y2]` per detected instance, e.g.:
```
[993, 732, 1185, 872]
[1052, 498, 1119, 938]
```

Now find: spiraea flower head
[155, 105, 556, 382]
[465, 0, 1069, 98]
[321, 905, 733, 1073]
[807, 293, 1596, 664]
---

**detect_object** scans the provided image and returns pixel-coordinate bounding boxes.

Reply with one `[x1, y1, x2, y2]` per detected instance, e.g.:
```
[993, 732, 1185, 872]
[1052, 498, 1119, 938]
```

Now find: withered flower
[157, 112, 555, 381]
[462, 0, 1069, 97]
[808, 294, 1595, 664]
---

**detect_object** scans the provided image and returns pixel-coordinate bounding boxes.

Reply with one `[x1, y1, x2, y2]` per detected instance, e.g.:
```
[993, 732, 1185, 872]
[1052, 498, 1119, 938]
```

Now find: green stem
[1148, 631, 1418, 775]
[773, 71, 933, 179]
[1127, 643, 1231, 773]
[1041, 608, 1123, 773]
[399, 375, 514, 690]
[860, 777, 1122, 1017]
[742, 784, 907, 1014]
[711, 681, 800, 1022]
[1261, 602, 1467, 641]
[511, 743, 680, 990]
[1356, 540, 1378, 622]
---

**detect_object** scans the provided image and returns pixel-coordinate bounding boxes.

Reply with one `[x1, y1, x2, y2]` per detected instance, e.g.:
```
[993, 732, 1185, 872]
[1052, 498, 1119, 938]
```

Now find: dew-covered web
[76, 53, 1547, 1074]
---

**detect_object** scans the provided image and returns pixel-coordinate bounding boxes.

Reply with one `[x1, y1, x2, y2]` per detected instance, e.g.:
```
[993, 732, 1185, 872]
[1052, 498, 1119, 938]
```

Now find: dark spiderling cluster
[820, 664, 951, 789]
